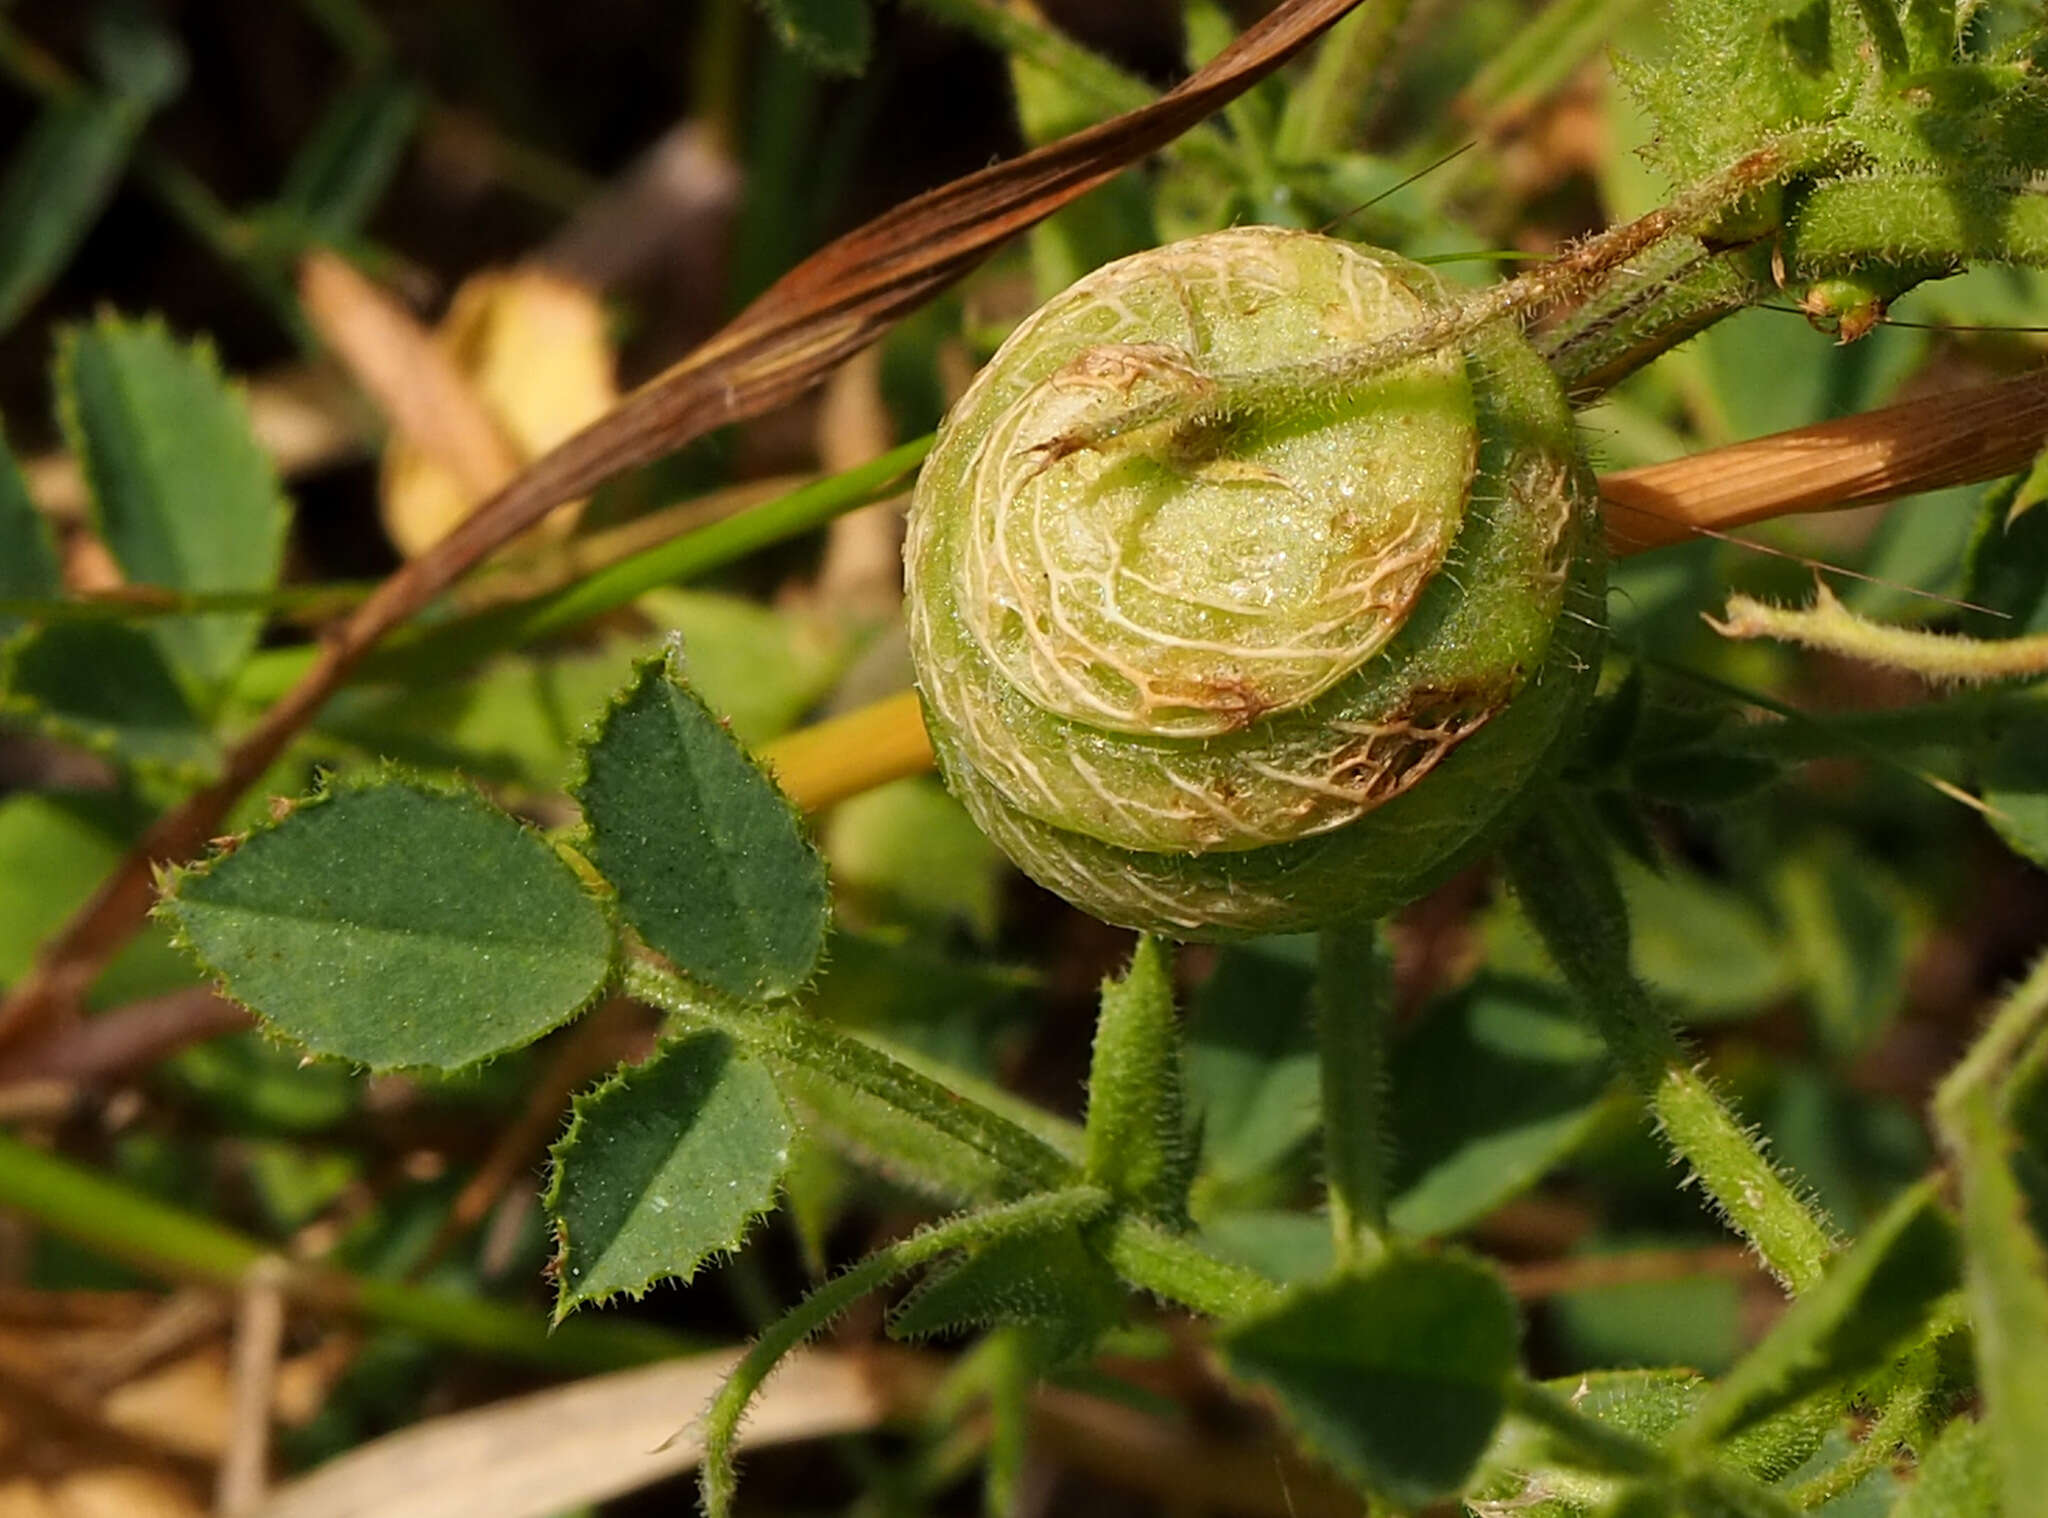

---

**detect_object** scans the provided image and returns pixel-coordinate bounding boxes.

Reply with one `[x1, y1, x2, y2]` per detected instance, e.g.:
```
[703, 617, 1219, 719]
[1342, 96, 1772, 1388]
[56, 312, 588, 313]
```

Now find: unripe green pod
[905, 227, 1605, 938]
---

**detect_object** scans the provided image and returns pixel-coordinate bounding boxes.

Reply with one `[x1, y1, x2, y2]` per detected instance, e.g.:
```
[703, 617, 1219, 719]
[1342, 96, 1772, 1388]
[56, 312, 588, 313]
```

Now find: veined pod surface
[905, 227, 1604, 938]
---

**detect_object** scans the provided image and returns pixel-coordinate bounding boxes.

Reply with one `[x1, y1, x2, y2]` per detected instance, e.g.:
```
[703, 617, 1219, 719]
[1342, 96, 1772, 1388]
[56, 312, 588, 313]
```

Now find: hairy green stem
[1792, 174, 2048, 271]
[1934, 948, 2048, 1121]
[1539, 237, 1769, 400]
[1503, 793, 1838, 1294]
[0, 1130, 694, 1372]
[698, 1185, 1112, 1517]
[1651, 658, 2036, 764]
[624, 959, 1081, 1199]
[1097, 1213, 1285, 1320]
[1047, 126, 1847, 453]
[1788, 1343, 1944, 1510]
[1929, 950, 2048, 1511]
[1316, 922, 1394, 1266]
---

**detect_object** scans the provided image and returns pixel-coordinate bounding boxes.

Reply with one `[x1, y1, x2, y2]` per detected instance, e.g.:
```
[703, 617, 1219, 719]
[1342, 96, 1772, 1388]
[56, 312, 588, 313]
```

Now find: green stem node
[624, 959, 1080, 1199]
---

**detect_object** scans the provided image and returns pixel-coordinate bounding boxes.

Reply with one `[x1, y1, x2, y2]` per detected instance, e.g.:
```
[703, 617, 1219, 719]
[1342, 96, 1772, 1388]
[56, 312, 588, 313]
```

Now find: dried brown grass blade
[1602, 367, 2048, 553]
[0, 0, 1369, 1044]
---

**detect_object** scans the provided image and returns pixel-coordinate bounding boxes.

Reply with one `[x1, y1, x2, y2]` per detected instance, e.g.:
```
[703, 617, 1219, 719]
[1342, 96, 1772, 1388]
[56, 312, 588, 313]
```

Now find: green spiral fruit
[905, 226, 1605, 938]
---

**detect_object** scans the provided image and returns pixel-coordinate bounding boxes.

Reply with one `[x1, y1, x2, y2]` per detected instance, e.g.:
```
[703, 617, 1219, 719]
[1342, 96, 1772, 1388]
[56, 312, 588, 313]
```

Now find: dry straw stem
[764, 689, 937, 811]
[0, 0, 1372, 1047]
[1601, 365, 2048, 553]
[220, 1258, 289, 1516]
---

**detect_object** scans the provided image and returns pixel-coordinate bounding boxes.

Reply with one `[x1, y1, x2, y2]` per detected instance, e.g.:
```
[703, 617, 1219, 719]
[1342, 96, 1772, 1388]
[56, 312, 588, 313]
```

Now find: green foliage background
[5, 1, 2048, 1515]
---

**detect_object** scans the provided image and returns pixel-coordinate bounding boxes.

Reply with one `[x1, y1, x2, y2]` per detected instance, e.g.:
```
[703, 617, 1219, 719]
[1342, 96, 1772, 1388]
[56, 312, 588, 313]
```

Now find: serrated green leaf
[1563, 1367, 1710, 1441]
[1389, 977, 1614, 1237]
[0, 96, 146, 333]
[1890, 1417, 1999, 1518]
[1470, 1370, 1700, 1518]
[752, 0, 872, 75]
[0, 430, 60, 646]
[277, 74, 421, 239]
[163, 780, 613, 1071]
[3, 621, 218, 780]
[575, 655, 827, 1002]
[1186, 936, 1319, 1191]
[1218, 1252, 1519, 1507]
[1683, 1180, 1959, 1446]
[547, 1030, 790, 1317]
[889, 1226, 1126, 1363]
[1084, 936, 1190, 1222]
[58, 316, 290, 708]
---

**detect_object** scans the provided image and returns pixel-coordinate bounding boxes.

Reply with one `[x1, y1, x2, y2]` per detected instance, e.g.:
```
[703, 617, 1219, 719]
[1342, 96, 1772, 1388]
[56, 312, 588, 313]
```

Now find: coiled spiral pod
[905, 227, 1605, 938]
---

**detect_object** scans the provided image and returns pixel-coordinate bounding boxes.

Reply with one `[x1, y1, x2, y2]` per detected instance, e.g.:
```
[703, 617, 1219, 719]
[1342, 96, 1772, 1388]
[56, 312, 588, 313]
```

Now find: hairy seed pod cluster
[905, 227, 1605, 937]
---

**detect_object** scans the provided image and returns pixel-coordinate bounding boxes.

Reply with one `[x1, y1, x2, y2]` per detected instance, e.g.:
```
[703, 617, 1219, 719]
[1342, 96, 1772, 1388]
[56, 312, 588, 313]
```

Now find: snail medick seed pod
[905, 226, 1605, 937]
